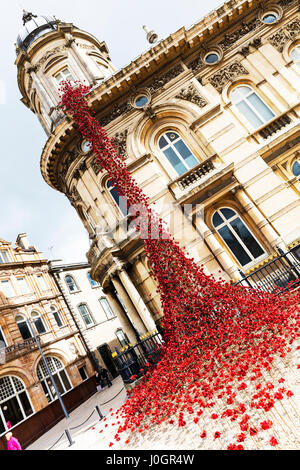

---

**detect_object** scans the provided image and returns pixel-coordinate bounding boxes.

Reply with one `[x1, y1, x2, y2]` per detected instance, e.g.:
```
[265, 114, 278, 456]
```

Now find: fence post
[238, 269, 252, 288]
[95, 405, 104, 420]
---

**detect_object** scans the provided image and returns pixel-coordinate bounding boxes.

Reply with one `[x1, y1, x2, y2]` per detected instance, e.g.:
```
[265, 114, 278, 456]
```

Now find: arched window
[0, 376, 33, 434]
[37, 356, 72, 403]
[212, 208, 265, 267]
[54, 67, 75, 86]
[158, 132, 199, 176]
[290, 46, 300, 68]
[292, 159, 300, 180]
[107, 180, 128, 216]
[230, 85, 275, 129]
[87, 271, 100, 288]
[99, 297, 115, 320]
[115, 329, 129, 347]
[65, 275, 78, 293]
[78, 303, 94, 327]
[16, 315, 32, 340]
[51, 306, 63, 328]
[31, 311, 47, 335]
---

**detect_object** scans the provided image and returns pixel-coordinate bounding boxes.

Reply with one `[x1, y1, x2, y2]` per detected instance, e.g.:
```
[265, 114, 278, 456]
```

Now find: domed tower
[15, 10, 116, 135]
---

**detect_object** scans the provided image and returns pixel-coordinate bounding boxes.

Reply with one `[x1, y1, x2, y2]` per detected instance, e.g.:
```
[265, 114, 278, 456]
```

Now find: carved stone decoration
[208, 61, 249, 93]
[175, 84, 207, 107]
[99, 102, 132, 127]
[111, 130, 128, 158]
[218, 19, 261, 51]
[268, 18, 300, 52]
[35, 45, 69, 71]
[240, 38, 262, 57]
[99, 65, 184, 127]
[91, 157, 102, 175]
[67, 186, 82, 206]
[189, 56, 204, 72]
[147, 64, 184, 94]
[61, 149, 80, 177]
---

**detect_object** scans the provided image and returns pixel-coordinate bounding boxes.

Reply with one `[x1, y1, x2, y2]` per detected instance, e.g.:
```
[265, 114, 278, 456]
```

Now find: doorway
[98, 344, 118, 378]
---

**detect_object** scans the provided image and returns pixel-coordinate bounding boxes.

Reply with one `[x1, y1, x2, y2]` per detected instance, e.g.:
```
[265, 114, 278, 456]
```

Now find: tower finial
[22, 9, 38, 25]
[142, 25, 158, 44]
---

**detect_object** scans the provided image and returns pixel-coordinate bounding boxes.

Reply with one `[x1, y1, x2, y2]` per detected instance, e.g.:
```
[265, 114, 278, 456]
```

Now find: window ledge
[248, 108, 297, 143]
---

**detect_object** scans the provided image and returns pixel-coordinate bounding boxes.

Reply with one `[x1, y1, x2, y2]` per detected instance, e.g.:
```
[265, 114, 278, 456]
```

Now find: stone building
[0, 234, 94, 448]
[15, 0, 300, 341]
[48, 260, 131, 378]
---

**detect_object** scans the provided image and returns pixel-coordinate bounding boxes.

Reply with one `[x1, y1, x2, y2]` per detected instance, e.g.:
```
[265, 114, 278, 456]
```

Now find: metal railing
[112, 331, 163, 384]
[234, 243, 300, 294]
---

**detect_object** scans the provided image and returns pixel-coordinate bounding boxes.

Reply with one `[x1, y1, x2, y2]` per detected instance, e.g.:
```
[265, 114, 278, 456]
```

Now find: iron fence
[234, 243, 300, 294]
[112, 331, 163, 384]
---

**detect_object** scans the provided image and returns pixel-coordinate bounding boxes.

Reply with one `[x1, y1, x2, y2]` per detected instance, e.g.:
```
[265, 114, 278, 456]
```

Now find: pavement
[27, 376, 127, 450]
[27, 344, 300, 451]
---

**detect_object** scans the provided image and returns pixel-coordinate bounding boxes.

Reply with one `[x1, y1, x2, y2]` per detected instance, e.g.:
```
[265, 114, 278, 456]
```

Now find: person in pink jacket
[5, 432, 22, 450]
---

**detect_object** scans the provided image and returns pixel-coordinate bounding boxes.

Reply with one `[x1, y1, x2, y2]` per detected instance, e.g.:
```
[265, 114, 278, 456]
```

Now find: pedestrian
[6, 432, 22, 450]
[100, 367, 112, 388]
[95, 370, 103, 392]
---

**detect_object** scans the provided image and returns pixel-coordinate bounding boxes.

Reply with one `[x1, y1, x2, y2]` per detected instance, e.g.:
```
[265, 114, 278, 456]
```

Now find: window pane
[292, 160, 300, 179]
[108, 181, 128, 216]
[17, 278, 30, 294]
[236, 101, 264, 128]
[159, 136, 168, 149]
[1, 280, 14, 298]
[53, 311, 63, 328]
[220, 208, 236, 220]
[59, 370, 72, 392]
[1, 396, 24, 427]
[163, 147, 187, 175]
[37, 275, 47, 291]
[230, 86, 250, 103]
[66, 276, 76, 292]
[78, 367, 88, 381]
[212, 212, 223, 227]
[230, 218, 264, 259]
[79, 305, 93, 326]
[0, 251, 10, 263]
[41, 380, 52, 403]
[174, 140, 198, 169]
[100, 298, 114, 319]
[19, 391, 33, 417]
[52, 373, 64, 395]
[218, 226, 252, 266]
[17, 322, 32, 340]
[33, 318, 46, 334]
[247, 93, 274, 123]
[166, 132, 179, 141]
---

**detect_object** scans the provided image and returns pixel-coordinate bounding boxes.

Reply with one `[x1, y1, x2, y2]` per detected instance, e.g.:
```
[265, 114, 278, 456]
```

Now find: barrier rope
[98, 386, 125, 406]
[69, 409, 97, 431]
[47, 432, 65, 450]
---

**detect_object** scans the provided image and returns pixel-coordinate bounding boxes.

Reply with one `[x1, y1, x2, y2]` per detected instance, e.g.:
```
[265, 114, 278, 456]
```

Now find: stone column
[194, 214, 241, 280]
[233, 187, 285, 250]
[118, 269, 157, 332]
[104, 286, 137, 344]
[30, 70, 53, 112]
[66, 36, 100, 84]
[110, 275, 147, 335]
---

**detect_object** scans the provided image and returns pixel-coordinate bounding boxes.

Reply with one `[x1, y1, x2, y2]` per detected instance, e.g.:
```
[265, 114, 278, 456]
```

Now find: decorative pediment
[208, 61, 249, 93]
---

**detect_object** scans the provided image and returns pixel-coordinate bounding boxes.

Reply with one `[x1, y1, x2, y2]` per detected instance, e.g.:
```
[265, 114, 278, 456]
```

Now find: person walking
[100, 367, 112, 388]
[94, 370, 103, 392]
[6, 432, 22, 450]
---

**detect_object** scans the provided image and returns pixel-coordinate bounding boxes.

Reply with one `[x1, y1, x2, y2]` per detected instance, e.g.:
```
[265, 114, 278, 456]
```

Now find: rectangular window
[0, 251, 10, 263]
[37, 275, 48, 291]
[17, 277, 30, 295]
[53, 311, 63, 328]
[78, 305, 94, 326]
[54, 67, 75, 86]
[0, 280, 14, 298]
[99, 298, 115, 320]
[0, 327, 7, 347]
[78, 366, 88, 381]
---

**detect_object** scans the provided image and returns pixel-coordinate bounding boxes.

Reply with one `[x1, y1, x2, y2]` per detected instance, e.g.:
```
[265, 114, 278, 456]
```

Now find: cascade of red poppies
[60, 81, 300, 449]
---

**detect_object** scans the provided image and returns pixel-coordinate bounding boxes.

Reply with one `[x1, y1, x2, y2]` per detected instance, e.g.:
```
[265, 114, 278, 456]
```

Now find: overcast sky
[0, 0, 222, 263]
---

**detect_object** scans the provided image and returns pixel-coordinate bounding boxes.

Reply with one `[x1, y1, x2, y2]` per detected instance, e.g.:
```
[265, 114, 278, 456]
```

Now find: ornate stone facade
[16, 0, 300, 366]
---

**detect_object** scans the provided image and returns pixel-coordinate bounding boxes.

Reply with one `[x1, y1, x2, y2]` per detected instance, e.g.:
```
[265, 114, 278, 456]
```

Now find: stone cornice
[39, 0, 298, 192]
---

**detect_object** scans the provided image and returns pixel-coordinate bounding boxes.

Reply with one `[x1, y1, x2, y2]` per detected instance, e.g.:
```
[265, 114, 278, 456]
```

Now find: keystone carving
[176, 84, 207, 107]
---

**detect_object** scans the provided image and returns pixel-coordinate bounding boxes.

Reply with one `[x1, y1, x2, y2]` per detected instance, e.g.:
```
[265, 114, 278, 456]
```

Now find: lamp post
[26, 318, 74, 446]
